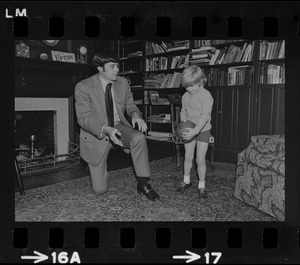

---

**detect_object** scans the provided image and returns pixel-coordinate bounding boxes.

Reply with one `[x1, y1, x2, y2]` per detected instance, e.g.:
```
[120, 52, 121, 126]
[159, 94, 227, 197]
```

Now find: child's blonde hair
[181, 65, 207, 87]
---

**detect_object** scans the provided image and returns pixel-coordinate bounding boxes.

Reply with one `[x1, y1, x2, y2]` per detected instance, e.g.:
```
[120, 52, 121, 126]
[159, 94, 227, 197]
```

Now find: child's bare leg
[176, 140, 196, 193]
[196, 141, 209, 198]
[196, 141, 208, 183]
[183, 140, 197, 179]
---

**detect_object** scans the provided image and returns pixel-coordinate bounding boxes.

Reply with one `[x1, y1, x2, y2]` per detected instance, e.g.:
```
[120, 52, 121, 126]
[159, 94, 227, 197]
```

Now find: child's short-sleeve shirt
[180, 87, 214, 131]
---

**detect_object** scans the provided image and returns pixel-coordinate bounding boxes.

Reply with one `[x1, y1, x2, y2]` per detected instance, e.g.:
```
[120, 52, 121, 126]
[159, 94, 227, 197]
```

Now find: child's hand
[182, 128, 197, 141]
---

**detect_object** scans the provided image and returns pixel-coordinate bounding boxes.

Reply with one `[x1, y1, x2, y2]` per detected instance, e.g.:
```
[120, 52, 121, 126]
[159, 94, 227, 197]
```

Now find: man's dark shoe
[176, 182, 192, 193]
[198, 188, 210, 199]
[137, 184, 160, 201]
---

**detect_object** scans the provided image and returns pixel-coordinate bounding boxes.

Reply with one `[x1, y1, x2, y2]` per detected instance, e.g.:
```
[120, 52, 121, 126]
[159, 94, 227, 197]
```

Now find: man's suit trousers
[88, 123, 151, 194]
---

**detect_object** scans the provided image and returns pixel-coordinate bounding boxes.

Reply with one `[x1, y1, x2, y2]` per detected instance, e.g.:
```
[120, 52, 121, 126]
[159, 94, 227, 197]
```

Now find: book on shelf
[144, 74, 166, 88]
[227, 65, 253, 86]
[278, 40, 285, 59]
[164, 40, 190, 52]
[168, 72, 182, 88]
[148, 114, 171, 123]
[144, 72, 182, 89]
[146, 131, 172, 141]
[259, 40, 285, 60]
[207, 65, 253, 86]
[146, 57, 169, 71]
[148, 113, 171, 120]
[160, 74, 173, 88]
[190, 46, 216, 65]
[146, 40, 189, 55]
[192, 39, 243, 48]
[259, 63, 285, 84]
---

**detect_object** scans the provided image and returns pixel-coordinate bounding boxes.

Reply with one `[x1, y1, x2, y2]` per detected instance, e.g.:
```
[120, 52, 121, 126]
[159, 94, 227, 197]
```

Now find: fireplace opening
[15, 110, 56, 160]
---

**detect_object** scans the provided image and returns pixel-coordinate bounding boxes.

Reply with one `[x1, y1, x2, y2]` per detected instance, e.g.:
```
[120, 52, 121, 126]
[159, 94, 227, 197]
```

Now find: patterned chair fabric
[234, 134, 285, 221]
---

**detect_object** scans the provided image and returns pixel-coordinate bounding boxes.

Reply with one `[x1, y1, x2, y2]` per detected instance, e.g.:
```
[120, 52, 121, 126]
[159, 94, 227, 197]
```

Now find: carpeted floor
[15, 157, 277, 222]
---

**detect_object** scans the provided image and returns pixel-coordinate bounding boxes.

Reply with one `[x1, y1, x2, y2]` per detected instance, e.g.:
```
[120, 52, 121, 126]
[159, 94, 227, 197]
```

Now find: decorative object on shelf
[126, 76, 132, 85]
[43, 40, 60, 47]
[76, 45, 88, 64]
[40, 53, 48, 60]
[16, 42, 30, 58]
[51, 50, 76, 63]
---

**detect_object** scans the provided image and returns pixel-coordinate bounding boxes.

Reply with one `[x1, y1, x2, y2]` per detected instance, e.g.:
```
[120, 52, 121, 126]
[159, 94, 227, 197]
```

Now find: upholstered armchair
[234, 134, 285, 221]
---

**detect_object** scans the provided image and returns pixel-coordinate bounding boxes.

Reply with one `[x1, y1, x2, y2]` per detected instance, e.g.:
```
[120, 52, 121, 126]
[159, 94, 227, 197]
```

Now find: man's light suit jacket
[75, 74, 141, 166]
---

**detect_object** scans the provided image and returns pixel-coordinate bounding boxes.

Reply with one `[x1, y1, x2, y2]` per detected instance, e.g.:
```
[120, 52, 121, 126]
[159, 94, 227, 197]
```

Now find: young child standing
[176, 65, 214, 199]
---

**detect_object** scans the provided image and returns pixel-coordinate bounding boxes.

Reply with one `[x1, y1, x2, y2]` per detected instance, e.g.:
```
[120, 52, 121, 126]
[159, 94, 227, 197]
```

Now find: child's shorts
[195, 130, 211, 143]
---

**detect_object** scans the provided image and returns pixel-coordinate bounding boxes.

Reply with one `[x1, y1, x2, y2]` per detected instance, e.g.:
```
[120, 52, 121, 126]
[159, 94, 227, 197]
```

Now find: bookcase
[117, 40, 145, 116]
[143, 40, 190, 139]
[116, 39, 285, 157]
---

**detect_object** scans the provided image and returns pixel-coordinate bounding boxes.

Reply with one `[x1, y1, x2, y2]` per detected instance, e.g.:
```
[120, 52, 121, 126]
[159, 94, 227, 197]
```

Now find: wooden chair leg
[210, 143, 215, 171]
[14, 159, 25, 195]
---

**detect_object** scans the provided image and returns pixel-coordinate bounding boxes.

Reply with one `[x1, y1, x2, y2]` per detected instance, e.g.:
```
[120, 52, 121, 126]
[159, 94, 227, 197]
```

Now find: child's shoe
[176, 182, 192, 193]
[198, 188, 210, 199]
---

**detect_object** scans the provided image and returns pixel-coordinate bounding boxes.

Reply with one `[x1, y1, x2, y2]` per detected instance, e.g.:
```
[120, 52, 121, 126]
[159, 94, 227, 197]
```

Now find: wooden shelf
[120, 56, 143, 61]
[146, 120, 171, 124]
[15, 57, 92, 73]
[196, 61, 253, 68]
[259, 58, 285, 63]
[118, 40, 142, 46]
[208, 85, 254, 89]
[257, 83, 285, 87]
[145, 68, 185, 74]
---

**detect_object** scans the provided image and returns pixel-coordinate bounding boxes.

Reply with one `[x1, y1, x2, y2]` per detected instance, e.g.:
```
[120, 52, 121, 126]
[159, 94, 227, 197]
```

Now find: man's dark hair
[92, 50, 120, 68]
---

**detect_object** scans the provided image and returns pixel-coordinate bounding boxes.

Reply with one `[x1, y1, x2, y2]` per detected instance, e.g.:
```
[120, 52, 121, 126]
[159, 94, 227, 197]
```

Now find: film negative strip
[1, 1, 300, 263]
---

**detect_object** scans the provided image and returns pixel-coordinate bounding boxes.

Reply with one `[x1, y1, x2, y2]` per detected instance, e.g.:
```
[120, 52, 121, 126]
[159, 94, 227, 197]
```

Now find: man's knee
[131, 131, 146, 146]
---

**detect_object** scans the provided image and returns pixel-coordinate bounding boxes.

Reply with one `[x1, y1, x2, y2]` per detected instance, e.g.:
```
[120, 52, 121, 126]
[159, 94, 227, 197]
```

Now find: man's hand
[182, 128, 198, 141]
[132, 112, 147, 132]
[103, 126, 123, 147]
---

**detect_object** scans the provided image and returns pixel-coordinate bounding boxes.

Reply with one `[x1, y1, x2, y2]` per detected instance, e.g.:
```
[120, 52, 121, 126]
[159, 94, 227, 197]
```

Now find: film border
[0, 1, 299, 263]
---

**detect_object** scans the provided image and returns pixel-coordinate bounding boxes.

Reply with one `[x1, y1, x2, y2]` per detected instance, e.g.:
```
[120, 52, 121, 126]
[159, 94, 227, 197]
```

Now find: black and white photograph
[14, 38, 285, 222]
[1, 1, 300, 264]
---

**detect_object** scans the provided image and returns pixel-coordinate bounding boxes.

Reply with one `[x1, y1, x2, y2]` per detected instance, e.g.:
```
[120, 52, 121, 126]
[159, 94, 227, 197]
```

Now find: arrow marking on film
[21, 251, 48, 264]
[173, 250, 201, 263]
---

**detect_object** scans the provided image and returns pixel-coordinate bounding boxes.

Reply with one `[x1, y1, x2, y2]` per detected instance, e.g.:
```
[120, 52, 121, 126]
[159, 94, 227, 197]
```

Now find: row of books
[259, 63, 285, 84]
[189, 42, 254, 65]
[145, 55, 189, 71]
[145, 40, 190, 55]
[143, 74, 166, 89]
[192, 39, 243, 48]
[189, 46, 216, 64]
[206, 66, 253, 86]
[259, 40, 285, 60]
[144, 72, 182, 89]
